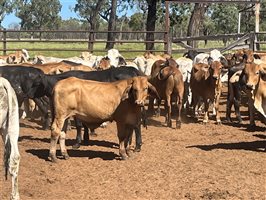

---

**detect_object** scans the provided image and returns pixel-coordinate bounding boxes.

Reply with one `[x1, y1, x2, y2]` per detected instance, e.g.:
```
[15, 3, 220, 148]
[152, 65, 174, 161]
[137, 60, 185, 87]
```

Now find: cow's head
[208, 58, 223, 80]
[244, 62, 265, 90]
[25, 73, 47, 98]
[125, 76, 159, 106]
[97, 56, 111, 70]
[233, 49, 260, 64]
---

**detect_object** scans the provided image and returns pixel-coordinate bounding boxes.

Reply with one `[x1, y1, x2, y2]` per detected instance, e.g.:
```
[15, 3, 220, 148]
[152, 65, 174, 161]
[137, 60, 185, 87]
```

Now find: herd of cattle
[0, 47, 266, 200]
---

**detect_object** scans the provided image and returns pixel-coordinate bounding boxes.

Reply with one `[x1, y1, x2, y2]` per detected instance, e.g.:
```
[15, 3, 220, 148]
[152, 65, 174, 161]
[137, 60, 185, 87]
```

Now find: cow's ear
[259, 65, 266, 80]
[220, 57, 228, 68]
[121, 84, 132, 101]
[207, 57, 213, 65]
[242, 54, 248, 62]
[148, 82, 160, 100]
[254, 54, 261, 59]
[121, 79, 134, 101]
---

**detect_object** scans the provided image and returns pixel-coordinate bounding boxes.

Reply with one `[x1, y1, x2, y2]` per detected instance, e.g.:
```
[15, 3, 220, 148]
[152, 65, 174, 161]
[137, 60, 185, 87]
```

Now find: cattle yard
[0, 88, 265, 200]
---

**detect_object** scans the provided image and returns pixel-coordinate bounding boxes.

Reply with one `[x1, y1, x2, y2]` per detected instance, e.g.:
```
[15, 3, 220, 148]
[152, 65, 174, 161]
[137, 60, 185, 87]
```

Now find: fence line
[0, 29, 265, 56]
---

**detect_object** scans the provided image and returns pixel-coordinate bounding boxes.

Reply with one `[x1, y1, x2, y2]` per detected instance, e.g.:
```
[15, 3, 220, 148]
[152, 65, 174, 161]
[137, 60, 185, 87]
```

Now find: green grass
[1, 40, 265, 59]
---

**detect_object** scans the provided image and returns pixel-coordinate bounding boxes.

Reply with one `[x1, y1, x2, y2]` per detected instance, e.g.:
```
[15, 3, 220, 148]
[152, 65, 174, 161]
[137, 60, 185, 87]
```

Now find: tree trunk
[145, 0, 157, 51]
[105, 0, 117, 50]
[88, 21, 96, 52]
[187, 3, 207, 48]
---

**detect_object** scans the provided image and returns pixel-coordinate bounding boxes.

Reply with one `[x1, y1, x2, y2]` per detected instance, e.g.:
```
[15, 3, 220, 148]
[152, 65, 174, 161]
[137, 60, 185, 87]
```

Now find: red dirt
[1, 91, 266, 200]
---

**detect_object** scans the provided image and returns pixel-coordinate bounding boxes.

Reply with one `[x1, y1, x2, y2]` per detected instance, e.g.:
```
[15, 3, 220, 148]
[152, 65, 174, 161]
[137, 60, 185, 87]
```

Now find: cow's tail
[4, 135, 11, 180]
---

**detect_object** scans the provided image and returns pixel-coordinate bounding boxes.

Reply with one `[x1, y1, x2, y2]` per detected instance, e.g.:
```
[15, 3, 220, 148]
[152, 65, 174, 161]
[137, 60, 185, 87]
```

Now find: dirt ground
[1, 89, 266, 200]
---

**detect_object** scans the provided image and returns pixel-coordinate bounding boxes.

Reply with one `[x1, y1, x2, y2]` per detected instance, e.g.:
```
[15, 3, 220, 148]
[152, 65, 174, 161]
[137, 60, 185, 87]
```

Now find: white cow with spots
[0, 77, 20, 200]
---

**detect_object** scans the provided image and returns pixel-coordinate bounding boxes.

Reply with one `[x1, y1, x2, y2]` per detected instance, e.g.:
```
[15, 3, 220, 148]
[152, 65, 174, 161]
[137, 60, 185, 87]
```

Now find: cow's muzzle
[135, 100, 145, 106]
[246, 84, 255, 90]
[212, 75, 219, 80]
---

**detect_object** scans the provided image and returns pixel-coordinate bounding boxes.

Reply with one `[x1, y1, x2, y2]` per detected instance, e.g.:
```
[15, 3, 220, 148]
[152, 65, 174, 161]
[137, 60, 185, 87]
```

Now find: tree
[105, 0, 117, 49]
[0, 0, 17, 27]
[74, 0, 106, 51]
[16, 0, 62, 30]
[187, 3, 208, 48]
[146, 0, 157, 51]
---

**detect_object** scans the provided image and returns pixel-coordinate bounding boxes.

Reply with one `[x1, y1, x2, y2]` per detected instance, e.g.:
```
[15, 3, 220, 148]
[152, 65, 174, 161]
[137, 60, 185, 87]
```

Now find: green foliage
[0, 0, 18, 26]
[15, 0, 61, 30]
[129, 13, 143, 31]
[210, 4, 238, 34]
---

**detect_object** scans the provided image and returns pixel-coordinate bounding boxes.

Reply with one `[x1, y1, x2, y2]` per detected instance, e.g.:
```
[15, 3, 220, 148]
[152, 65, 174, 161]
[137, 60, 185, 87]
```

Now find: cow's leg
[233, 85, 243, 124]
[148, 96, 155, 115]
[124, 126, 134, 157]
[50, 118, 65, 162]
[214, 89, 221, 125]
[73, 117, 83, 149]
[134, 124, 142, 152]
[202, 99, 209, 124]
[33, 98, 50, 130]
[247, 92, 256, 128]
[59, 120, 69, 160]
[5, 130, 20, 200]
[165, 95, 172, 127]
[225, 82, 234, 122]
[84, 126, 90, 145]
[156, 98, 161, 117]
[176, 87, 183, 129]
[116, 122, 128, 160]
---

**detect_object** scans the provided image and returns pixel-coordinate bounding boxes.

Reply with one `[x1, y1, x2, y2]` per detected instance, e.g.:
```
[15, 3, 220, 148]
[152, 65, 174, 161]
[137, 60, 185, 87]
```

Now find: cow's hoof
[72, 143, 81, 149]
[90, 133, 98, 137]
[224, 117, 232, 123]
[48, 154, 57, 163]
[126, 150, 134, 157]
[216, 120, 222, 125]
[83, 140, 89, 146]
[134, 145, 141, 152]
[236, 118, 243, 124]
[167, 120, 172, 128]
[247, 124, 256, 130]
[176, 121, 181, 129]
[120, 154, 128, 160]
[62, 152, 70, 160]
[202, 120, 208, 125]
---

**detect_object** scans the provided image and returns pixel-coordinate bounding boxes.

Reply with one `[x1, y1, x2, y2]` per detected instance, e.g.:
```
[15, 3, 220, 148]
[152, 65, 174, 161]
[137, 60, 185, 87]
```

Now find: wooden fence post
[3, 28, 7, 55]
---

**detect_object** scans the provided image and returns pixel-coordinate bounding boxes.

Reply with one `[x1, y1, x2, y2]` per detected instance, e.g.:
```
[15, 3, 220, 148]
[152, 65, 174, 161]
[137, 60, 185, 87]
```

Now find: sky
[2, 0, 84, 28]
[2, 0, 134, 28]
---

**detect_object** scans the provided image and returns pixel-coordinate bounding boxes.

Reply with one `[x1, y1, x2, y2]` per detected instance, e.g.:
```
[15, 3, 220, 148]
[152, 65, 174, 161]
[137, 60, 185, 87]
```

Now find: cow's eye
[256, 71, 259, 75]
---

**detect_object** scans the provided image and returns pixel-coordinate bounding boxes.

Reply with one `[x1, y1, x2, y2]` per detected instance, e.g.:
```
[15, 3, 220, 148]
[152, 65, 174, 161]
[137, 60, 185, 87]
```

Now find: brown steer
[148, 58, 184, 128]
[243, 62, 266, 127]
[190, 59, 223, 124]
[50, 76, 157, 162]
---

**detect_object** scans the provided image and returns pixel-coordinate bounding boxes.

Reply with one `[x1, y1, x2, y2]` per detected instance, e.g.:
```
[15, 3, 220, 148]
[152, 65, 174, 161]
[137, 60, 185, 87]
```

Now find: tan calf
[243, 62, 266, 126]
[190, 60, 223, 124]
[50, 76, 156, 162]
[148, 58, 184, 128]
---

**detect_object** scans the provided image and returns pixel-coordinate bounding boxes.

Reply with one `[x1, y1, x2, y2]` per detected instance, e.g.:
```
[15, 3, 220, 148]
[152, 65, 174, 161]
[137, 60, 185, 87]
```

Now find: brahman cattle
[175, 57, 193, 111]
[0, 77, 20, 200]
[190, 58, 224, 124]
[225, 49, 262, 123]
[243, 62, 266, 127]
[0, 49, 29, 64]
[148, 58, 184, 128]
[49, 76, 157, 162]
